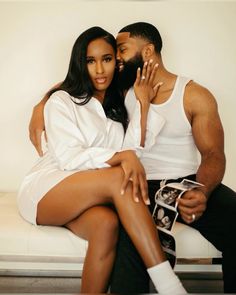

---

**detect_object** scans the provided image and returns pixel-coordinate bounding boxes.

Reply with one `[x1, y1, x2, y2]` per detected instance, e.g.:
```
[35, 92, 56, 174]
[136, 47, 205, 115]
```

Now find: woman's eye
[104, 57, 112, 62]
[86, 59, 94, 64]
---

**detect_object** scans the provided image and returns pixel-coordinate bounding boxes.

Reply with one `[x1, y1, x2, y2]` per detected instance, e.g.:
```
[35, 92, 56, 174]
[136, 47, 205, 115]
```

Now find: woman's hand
[29, 102, 46, 157]
[133, 60, 163, 147]
[134, 60, 162, 106]
[119, 150, 150, 205]
[106, 150, 149, 204]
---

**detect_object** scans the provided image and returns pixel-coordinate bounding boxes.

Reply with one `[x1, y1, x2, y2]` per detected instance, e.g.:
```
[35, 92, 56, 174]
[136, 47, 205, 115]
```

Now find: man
[29, 22, 236, 293]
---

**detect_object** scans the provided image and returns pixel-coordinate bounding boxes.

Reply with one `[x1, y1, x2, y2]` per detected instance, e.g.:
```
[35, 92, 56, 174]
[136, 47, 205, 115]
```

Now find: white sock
[147, 260, 187, 294]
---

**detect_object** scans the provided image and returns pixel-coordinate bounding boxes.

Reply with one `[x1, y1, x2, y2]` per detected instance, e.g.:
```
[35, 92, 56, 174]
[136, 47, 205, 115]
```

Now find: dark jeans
[109, 175, 236, 293]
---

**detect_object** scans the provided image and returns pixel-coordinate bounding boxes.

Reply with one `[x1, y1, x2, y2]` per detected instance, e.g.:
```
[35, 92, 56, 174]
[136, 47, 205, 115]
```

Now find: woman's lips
[95, 77, 107, 84]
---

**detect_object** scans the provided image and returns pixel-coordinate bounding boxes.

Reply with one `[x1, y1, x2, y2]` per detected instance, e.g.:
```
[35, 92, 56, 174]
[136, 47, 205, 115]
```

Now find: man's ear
[141, 43, 155, 60]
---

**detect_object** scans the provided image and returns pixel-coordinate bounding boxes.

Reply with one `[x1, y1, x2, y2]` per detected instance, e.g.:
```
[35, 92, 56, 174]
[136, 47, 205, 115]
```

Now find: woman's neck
[93, 92, 105, 104]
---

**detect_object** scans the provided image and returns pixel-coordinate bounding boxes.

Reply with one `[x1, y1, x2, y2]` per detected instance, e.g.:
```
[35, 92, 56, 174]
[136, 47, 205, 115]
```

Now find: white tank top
[125, 76, 199, 180]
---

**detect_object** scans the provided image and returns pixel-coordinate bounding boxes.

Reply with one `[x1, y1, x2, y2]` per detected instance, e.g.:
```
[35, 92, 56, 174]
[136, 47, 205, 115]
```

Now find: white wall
[0, 0, 236, 191]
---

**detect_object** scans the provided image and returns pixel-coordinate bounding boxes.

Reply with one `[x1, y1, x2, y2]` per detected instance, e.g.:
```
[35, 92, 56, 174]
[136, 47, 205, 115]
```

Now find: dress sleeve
[44, 93, 117, 171]
[123, 100, 165, 153]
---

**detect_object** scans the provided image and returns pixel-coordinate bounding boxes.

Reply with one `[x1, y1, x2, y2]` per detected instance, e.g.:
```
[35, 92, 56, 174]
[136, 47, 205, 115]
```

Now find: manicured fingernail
[135, 197, 139, 202]
[149, 59, 153, 63]
[155, 63, 159, 67]
[120, 190, 124, 195]
[145, 199, 151, 205]
[144, 61, 148, 66]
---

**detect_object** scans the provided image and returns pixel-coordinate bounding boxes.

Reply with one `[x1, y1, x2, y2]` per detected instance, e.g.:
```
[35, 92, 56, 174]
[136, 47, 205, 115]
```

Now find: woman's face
[86, 38, 116, 101]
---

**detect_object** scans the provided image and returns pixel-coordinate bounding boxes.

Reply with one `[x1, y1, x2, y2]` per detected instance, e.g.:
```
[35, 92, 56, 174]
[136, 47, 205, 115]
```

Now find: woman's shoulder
[45, 90, 73, 114]
[45, 90, 74, 110]
[49, 90, 72, 103]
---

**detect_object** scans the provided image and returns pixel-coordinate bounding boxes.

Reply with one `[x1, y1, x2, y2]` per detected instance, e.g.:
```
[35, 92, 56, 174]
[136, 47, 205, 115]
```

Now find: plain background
[0, 0, 235, 191]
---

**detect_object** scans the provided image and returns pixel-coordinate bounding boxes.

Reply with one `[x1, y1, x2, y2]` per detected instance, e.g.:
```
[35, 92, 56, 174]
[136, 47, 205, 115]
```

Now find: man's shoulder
[186, 80, 209, 95]
[184, 80, 218, 115]
[185, 80, 216, 103]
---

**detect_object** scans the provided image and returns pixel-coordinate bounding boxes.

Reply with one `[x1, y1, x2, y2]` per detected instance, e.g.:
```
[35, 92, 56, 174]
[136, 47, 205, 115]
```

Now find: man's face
[116, 32, 145, 90]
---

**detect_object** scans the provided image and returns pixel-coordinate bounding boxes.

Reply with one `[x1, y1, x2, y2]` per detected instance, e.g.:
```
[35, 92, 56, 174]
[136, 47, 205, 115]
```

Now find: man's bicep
[191, 93, 224, 156]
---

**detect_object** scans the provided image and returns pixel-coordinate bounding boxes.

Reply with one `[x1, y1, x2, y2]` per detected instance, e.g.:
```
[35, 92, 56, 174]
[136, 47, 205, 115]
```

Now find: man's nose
[116, 51, 121, 60]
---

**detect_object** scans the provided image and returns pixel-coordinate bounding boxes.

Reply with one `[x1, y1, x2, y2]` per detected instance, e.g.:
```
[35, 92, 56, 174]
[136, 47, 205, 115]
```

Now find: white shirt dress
[17, 90, 163, 225]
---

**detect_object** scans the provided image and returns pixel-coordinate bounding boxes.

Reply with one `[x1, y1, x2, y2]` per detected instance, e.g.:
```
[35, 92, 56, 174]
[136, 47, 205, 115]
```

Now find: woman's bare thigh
[36, 166, 123, 225]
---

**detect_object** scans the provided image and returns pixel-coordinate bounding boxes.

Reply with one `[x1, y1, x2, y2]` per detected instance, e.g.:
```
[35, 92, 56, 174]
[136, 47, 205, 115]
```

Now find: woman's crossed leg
[36, 166, 182, 293]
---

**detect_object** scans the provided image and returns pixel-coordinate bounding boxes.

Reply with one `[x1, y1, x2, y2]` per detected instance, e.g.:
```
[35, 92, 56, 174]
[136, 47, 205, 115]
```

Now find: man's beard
[118, 53, 144, 91]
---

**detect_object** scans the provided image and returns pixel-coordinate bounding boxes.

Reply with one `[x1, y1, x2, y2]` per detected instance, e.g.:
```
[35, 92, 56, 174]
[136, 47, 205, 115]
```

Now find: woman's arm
[123, 61, 164, 151]
[134, 61, 159, 146]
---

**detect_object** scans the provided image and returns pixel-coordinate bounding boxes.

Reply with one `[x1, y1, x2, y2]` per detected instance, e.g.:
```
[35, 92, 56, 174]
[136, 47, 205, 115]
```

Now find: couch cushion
[0, 192, 87, 263]
[0, 192, 221, 269]
[173, 222, 221, 259]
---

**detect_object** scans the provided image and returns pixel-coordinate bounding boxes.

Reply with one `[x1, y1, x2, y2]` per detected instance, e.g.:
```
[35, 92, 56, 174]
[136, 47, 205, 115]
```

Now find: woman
[18, 27, 187, 294]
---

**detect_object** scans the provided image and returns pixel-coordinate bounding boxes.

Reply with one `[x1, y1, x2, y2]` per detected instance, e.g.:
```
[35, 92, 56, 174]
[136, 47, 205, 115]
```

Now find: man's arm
[190, 82, 225, 195]
[178, 82, 226, 223]
[29, 82, 61, 156]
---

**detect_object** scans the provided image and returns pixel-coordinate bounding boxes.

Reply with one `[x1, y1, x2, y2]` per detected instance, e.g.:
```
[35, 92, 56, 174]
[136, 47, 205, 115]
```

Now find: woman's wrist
[138, 97, 150, 107]
[107, 150, 135, 166]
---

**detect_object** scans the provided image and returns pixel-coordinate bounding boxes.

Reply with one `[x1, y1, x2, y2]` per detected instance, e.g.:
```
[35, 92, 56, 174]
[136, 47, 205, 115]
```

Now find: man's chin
[118, 66, 137, 90]
[118, 73, 136, 91]
[118, 65, 124, 72]
[118, 54, 144, 91]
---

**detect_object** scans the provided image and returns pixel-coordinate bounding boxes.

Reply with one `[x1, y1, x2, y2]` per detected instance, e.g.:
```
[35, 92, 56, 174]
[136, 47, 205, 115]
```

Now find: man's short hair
[119, 22, 162, 54]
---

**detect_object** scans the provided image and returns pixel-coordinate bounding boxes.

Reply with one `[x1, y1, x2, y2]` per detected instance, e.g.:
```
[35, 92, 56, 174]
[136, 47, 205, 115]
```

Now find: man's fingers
[180, 212, 194, 224]
[177, 202, 196, 215]
[178, 197, 199, 208]
[34, 130, 43, 157]
[29, 129, 43, 157]
[44, 131, 48, 142]
[29, 131, 35, 146]
[178, 202, 205, 216]
[180, 210, 202, 224]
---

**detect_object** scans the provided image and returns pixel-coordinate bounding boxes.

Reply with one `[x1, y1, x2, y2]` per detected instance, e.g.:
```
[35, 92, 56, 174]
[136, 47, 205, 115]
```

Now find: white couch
[0, 191, 222, 279]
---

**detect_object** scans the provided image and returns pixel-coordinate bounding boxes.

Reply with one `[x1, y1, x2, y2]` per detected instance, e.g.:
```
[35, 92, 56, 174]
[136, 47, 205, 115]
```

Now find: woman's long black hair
[48, 26, 128, 131]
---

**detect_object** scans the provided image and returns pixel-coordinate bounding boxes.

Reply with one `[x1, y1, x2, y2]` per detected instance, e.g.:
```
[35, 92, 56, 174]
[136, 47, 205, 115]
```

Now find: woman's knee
[107, 166, 126, 195]
[90, 207, 119, 247]
[95, 207, 119, 235]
